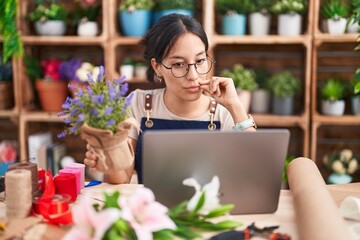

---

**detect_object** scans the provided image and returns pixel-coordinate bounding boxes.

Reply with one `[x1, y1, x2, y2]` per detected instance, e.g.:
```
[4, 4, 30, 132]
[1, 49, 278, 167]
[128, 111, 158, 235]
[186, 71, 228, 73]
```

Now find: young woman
[84, 14, 256, 184]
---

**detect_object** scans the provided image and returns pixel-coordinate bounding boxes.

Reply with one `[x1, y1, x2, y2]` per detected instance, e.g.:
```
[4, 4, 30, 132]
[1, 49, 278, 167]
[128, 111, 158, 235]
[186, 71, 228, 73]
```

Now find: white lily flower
[183, 175, 220, 215]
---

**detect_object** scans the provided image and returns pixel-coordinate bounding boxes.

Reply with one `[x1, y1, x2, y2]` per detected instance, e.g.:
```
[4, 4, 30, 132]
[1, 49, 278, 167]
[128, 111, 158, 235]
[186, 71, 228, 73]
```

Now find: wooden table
[0, 183, 359, 240]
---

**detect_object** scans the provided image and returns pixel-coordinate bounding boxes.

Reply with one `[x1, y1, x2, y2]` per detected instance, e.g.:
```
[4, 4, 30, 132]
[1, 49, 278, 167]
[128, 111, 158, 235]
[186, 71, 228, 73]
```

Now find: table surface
[1, 182, 359, 240]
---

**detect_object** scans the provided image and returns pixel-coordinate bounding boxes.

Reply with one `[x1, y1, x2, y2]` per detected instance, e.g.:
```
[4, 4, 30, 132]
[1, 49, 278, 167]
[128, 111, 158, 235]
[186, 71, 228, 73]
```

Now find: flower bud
[332, 161, 345, 174]
[340, 149, 353, 162]
[347, 159, 358, 175]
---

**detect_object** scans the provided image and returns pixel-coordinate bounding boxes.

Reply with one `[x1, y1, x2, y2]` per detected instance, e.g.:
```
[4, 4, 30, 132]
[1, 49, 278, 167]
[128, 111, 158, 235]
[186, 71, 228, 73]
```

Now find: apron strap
[143, 94, 218, 130]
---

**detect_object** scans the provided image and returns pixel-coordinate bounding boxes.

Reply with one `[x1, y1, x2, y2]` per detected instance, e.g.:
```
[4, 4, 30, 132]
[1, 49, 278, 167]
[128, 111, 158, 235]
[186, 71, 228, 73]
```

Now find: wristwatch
[233, 114, 257, 131]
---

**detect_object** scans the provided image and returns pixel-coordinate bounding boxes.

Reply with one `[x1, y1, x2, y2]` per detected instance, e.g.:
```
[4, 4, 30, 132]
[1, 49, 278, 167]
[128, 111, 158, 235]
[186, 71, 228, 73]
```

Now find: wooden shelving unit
[1, 0, 358, 181]
[310, 0, 360, 180]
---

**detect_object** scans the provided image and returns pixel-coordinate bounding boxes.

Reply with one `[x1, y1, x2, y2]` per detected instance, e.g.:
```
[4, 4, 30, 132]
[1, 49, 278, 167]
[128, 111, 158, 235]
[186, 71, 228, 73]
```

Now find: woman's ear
[151, 58, 161, 75]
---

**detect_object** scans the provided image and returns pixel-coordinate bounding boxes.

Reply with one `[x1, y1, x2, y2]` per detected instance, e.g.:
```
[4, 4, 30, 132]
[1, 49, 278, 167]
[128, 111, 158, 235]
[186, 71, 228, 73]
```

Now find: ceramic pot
[250, 89, 270, 113]
[272, 96, 294, 115]
[35, 20, 66, 36]
[328, 173, 352, 184]
[236, 89, 251, 113]
[249, 12, 271, 36]
[222, 13, 246, 36]
[77, 21, 99, 36]
[36, 80, 68, 111]
[321, 100, 345, 116]
[278, 13, 302, 36]
[327, 18, 347, 35]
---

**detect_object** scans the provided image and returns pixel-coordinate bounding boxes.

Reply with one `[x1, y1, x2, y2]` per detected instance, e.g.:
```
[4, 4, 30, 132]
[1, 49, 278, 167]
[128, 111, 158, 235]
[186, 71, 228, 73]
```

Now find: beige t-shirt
[128, 88, 235, 140]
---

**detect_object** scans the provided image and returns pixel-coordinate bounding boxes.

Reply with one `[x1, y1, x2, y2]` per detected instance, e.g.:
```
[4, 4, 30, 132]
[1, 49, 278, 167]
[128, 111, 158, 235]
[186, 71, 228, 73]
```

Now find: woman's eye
[196, 58, 206, 65]
[173, 62, 186, 68]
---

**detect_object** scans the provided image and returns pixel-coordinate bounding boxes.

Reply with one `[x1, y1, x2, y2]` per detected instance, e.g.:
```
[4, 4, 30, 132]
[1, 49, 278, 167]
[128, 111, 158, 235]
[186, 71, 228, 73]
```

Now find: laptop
[142, 129, 290, 214]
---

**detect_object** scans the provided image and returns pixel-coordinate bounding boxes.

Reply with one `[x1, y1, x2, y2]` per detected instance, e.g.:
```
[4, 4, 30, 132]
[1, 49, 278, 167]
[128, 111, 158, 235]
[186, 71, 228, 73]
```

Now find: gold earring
[155, 73, 163, 83]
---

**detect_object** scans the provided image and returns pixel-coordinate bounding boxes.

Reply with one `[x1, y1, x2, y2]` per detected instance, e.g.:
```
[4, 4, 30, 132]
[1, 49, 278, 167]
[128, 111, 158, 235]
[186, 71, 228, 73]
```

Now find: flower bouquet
[323, 149, 359, 184]
[65, 176, 242, 240]
[58, 66, 139, 173]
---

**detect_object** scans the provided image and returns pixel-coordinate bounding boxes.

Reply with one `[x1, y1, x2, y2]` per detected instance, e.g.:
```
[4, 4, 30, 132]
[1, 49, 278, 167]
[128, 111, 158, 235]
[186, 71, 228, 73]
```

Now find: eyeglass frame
[160, 56, 216, 78]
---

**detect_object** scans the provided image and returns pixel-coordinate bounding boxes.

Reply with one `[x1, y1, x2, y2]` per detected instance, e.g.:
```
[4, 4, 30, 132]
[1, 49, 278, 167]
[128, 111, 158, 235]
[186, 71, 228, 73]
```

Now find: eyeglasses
[161, 57, 216, 78]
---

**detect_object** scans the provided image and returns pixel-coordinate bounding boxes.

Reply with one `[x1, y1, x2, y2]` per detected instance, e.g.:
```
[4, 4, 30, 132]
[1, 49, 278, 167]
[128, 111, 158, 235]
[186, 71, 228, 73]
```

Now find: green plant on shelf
[320, 78, 347, 101]
[267, 71, 300, 97]
[215, 0, 252, 15]
[353, 70, 360, 96]
[348, 0, 360, 25]
[28, 0, 67, 22]
[221, 64, 258, 91]
[320, 0, 349, 20]
[71, 3, 101, 25]
[119, 0, 154, 12]
[0, 0, 23, 63]
[248, 0, 274, 14]
[270, 0, 307, 15]
[157, 0, 195, 11]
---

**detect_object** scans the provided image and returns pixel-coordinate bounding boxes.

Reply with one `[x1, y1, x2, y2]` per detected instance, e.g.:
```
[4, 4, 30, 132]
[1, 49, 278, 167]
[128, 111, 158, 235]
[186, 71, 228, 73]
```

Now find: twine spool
[5, 169, 32, 219]
[8, 162, 38, 197]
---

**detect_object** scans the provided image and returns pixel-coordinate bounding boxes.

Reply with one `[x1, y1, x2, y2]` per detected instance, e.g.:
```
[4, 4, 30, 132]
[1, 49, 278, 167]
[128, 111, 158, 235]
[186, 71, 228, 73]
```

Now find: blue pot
[119, 10, 151, 37]
[328, 173, 352, 184]
[222, 14, 246, 36]
[0, 162, 13, 176]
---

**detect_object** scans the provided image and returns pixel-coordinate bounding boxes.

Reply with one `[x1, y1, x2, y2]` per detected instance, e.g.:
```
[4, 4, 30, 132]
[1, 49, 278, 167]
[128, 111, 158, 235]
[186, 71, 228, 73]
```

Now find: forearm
[227, 101, 256, 132]
[104, 161, 135, 184]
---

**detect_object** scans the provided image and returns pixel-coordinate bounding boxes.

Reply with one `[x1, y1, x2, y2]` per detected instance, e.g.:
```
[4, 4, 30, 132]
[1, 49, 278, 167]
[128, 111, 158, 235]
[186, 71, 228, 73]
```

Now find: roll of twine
[5, 169, 32, 219]
[8, 161, 38, 196]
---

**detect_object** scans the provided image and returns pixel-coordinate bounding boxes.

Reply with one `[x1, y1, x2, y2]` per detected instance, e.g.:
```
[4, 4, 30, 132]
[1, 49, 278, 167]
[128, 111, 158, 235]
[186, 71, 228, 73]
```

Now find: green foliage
[321, 78, 347, 101]
[119, 0, 154, 11]
[215, 0, 252, 15]
[28, 2, 67, 22]
[267, 71, 300, 97]
[24, 54, 43, 81]
[270, 0, 307, 15]
[282, 155, 295, 184]
[248, 0, 274, 13]
[353, 69, 360, 96]
[157, 0, 195, 11]
[320, 0, 349, 20]
[0, 55, 13, 82]
[0, 0, 23, 63]
[221, 64, 258, 91]
[71, 4, 101, 24]
[348, 0, 360, 25]
[254, 68, 270, 89]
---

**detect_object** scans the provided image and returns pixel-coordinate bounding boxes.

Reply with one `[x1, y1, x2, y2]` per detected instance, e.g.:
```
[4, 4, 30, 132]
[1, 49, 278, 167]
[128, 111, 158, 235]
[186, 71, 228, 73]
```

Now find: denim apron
[134, 94, 220, 183]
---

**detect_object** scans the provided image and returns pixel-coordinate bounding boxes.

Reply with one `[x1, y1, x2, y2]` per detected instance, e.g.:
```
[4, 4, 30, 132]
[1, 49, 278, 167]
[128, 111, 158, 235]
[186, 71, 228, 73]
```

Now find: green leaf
[103, 191, 121, 209]
[215, 220, 243, 230]
[205, 204, 235, 218]
[172, 225, 201, 239]
[168, 201, 188, 217]
[188, 192, 205, 219]
[153, 229, 174, 240]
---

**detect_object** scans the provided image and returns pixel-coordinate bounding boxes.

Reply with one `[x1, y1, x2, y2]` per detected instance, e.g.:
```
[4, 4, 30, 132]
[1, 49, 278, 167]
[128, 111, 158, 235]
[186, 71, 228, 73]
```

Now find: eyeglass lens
[171, 58, 214, 78]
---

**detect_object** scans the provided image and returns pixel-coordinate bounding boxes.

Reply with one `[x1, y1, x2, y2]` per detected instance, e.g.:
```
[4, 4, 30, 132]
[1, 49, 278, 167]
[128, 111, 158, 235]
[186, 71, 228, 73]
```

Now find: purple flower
[104, 106, 113, 115]
[59, 58, 82, 82]
[78, 113, 86, 121]
[106, 120, 116, 127]
[57, 131, 67, 138]
[90, 108, 99, 117]
[64, 118, 71, 124]
[123, 92, 134, 113]
[115, 75, 126, 84]
[62, 97, 72, 110]
[93, 94, 104, 104]
[87, 73, 94, 83]
[70, 126, 78, 133]
[120, 83, 129, 96]
[76, 88, 84, 97]
[98, 66, 105, 81]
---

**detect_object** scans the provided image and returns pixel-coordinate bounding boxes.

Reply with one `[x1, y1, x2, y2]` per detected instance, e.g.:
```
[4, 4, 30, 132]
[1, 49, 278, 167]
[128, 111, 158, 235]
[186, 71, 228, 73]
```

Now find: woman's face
[153, 32, 208, 102]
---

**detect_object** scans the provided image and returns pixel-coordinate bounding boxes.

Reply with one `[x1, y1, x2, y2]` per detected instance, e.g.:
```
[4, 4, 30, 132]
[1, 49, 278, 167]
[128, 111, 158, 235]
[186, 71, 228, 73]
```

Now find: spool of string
[8, 161, 38, 197]
[5, 169, 32, 218]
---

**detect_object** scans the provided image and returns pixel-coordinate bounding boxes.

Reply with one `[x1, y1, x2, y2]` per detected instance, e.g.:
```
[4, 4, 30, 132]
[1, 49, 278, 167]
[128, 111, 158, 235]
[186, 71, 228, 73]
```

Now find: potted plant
[215, 0, 251, 36]
[267, 71, 300, 115]
[347, 0, 360, 33]
[120, 58, 135, 80]
[28, 0, 67, 36]
[351, 70, 360, 115]
[248, 0, 273, 36]
[221, 64, 258, 112]
[323, 149, 358, 184]
[270, 0, 307, 36]
[155, 0, 195, 24]
[71, 1, 101, 37]
[119, 0, 154, 37]
[0, 55, 14, 110]
[250, 68, 271, 114]
[134, 61, 148, 79]
[25, 56, 68, 111]
[320, 78, 347, 116]
[320, 0, 349, 35]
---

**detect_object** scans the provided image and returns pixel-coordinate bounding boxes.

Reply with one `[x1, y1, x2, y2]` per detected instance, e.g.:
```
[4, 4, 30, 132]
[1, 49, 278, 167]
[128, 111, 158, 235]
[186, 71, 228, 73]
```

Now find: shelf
[313, 114, 360, 125]
[313, 33, 359, 44]
[112, 37, 142, 45]
[21, 35, 107, 45]
[213, 35, 312, 46]
[20, 111, 64, 122]
[252, 114, 308, 128]
[0, 110, 18, 118]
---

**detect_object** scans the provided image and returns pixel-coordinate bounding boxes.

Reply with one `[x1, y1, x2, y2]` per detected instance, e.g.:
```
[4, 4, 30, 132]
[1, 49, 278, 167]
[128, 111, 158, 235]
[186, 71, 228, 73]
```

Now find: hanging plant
[0, 0, 23, 63]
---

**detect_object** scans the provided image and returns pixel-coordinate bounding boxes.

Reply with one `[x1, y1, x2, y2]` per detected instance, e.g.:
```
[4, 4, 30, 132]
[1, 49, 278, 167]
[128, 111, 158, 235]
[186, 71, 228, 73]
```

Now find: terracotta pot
[35, 80, 68, 111]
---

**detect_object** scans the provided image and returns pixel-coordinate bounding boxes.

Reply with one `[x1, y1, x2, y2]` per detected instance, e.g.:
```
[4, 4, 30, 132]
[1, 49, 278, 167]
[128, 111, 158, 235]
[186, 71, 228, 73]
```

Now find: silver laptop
[142, 129, 290, 214]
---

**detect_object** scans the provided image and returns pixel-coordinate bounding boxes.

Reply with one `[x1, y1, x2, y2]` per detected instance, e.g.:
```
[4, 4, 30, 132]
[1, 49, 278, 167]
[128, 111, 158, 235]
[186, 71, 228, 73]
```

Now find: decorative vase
[35, 80, 68, 111]
[77, 21, 99, 37]
[119, 10, 151, 37]
[278, 13, 302, 36]
[222, 13, 246, 36]
[249, 12, 271, 36]
[35, 20, 66, 36]
[321, 100, 345, 116]
[328, 173, 352, 184]
[327, 18, 347, 35]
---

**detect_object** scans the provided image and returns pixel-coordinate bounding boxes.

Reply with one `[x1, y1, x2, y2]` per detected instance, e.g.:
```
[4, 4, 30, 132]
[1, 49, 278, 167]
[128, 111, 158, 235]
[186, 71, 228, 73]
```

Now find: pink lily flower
[119, 187, 176, 240]
[64, 197, 121, 240]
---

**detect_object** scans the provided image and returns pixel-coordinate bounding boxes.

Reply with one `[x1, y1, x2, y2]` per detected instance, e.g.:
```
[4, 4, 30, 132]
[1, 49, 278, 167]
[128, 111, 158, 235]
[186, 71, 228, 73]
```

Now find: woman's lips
[184, 86, 200, 93]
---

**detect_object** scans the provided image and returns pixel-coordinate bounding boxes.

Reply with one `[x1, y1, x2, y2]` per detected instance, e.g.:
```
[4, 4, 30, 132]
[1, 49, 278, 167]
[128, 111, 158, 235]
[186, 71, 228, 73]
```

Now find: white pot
[352, 96, 360, 115]
[327, 18, 347, 35]
[120, 65, 134, 79]
[236, 89, 251, 113]
[321, 100, 345, 116]
[35, 20, 66, 36]
[135, 66, 147, 79]
[278, 13, 302, 36]
[250, 89, 270, 114]
[77, 21, 99, 37]
[249, 12, 271, 36]
[346, 20, 359, 33]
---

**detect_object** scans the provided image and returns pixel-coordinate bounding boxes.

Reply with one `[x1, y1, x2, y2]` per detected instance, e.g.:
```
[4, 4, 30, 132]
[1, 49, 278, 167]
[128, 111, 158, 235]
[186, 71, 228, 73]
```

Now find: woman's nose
[186, 64, 198, 81]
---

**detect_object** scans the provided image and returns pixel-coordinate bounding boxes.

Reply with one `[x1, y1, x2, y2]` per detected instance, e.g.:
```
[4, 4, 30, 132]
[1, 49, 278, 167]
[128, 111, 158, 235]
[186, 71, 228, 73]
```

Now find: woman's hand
[199, 76, 240, 109]
[84, 144, 99, 171]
